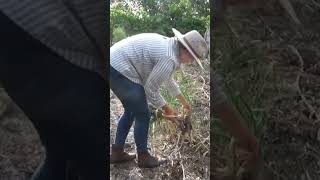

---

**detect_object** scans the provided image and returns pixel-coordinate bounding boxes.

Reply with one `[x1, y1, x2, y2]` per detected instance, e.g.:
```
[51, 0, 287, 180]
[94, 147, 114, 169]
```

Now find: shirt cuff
[149, 96, 167, 109]
[164, 79, 181, 97]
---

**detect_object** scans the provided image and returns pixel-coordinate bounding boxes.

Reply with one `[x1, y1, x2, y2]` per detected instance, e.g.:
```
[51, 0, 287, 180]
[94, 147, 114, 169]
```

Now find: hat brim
[172, 28, 204, 70]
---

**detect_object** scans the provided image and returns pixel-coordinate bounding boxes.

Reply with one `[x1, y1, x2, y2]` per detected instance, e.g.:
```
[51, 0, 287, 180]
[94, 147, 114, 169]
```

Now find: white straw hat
[172, 28, 209, 69]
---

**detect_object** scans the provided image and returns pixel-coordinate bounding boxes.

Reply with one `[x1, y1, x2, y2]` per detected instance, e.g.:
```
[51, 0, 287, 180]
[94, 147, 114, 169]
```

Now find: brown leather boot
[137, 152, 166, 168]
[110, 144, 136, 164]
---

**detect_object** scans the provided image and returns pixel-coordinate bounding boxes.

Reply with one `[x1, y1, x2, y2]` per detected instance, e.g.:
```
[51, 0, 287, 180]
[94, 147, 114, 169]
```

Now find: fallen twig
[265, 163, 287, 180]
[226, 21, 244, 47]
[310, 0, 320, 9]
[179, 152, 186, 180]
[279, 0, 301, 25]
[288, 45, 320, 124]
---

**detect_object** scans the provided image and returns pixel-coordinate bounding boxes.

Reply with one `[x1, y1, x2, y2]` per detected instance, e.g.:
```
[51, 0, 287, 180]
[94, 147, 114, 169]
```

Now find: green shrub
[112, 27, 127, 43]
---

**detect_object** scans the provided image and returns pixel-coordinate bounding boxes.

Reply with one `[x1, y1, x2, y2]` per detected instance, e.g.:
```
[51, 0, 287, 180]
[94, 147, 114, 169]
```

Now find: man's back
[111, 33, 179, 85]
[111, 33, 171, 61]
[0, 0, 107, 76]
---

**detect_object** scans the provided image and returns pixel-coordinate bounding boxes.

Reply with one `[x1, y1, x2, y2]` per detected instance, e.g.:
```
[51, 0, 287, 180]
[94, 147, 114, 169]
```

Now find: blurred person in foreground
[0, 1, 107, 179]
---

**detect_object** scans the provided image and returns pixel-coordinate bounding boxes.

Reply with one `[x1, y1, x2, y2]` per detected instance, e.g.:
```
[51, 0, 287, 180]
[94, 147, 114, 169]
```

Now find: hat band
[182, 37, 201, 58]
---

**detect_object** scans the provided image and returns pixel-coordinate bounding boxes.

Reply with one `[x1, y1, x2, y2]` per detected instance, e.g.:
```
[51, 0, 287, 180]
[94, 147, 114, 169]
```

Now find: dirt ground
[0, 88, 44, 180]
[211, 0, 320, 179]
[110, 60, 210, 180]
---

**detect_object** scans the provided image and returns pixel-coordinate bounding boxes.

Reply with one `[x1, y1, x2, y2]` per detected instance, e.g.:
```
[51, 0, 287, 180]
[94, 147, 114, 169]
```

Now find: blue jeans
[110, 66, 150, 153]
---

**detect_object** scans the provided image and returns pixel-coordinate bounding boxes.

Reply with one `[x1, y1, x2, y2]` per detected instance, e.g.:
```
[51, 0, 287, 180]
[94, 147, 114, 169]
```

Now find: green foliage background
[110, 0, 209, 43]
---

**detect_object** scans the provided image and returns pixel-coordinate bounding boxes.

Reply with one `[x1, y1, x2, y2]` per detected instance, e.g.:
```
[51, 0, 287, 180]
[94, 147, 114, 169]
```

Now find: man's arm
[213, 101, 259, 170]
[163, 79, 191, 114]
[213, 101, 253, 145]
[176, 94, 191, 114]
[145, 57, 179, 113]
[212, 74, 259, 169]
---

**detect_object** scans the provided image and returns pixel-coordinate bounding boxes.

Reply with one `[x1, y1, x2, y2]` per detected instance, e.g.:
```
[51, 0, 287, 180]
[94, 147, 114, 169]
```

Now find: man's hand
[213, 101, 260, 172]
[183, 103, 192, 115]
[237, 133, 259, 170]
[161, 104, 178, 117]
[176, 94, 192, 115]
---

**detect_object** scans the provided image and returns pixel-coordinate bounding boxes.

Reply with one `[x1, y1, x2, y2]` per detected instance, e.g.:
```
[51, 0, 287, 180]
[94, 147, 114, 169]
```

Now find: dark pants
[0, 11, 107, 180]
[110, 67, 150, 153]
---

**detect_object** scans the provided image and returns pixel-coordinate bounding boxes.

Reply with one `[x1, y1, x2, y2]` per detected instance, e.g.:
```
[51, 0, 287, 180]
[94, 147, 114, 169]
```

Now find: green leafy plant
[110, 0, 209, 44]
[211, 21, 274, 145]
[112, 27, 127, 43]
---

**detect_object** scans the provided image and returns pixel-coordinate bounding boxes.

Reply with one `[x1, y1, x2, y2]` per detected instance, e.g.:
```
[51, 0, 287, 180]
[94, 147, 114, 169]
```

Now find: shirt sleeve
[163, 78, 181, 97]
[144, 57, 176, 109]
[212, 73, 228, 106]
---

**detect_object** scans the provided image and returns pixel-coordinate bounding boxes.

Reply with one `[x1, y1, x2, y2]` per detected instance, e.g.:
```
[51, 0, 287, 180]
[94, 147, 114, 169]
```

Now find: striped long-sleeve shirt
[111, 33, 182, 109]
[0, 0, 107, 77]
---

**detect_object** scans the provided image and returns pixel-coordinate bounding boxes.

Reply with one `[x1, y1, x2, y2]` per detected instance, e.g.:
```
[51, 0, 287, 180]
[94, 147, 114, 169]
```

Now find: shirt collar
[168, 37, 181, 70]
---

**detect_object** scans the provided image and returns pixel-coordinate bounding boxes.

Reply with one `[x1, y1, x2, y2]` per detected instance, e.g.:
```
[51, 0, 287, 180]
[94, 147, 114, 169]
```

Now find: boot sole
[137, 164, 161, 168]
[137, 160, 167, 168]
[110, 157, 136, 164]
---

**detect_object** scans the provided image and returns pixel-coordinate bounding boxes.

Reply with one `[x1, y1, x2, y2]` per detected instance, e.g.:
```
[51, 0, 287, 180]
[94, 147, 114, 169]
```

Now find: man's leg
[109, 67, 165, 168]
[114, 110, 134, 146]
[0, 11, 69, 180]
[57, 71, 107, 179]
[0, 53, 108, 180]
[31, 149, 67, 180]
[109, 67, 137, 163]
[110, 66, 149, 152]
